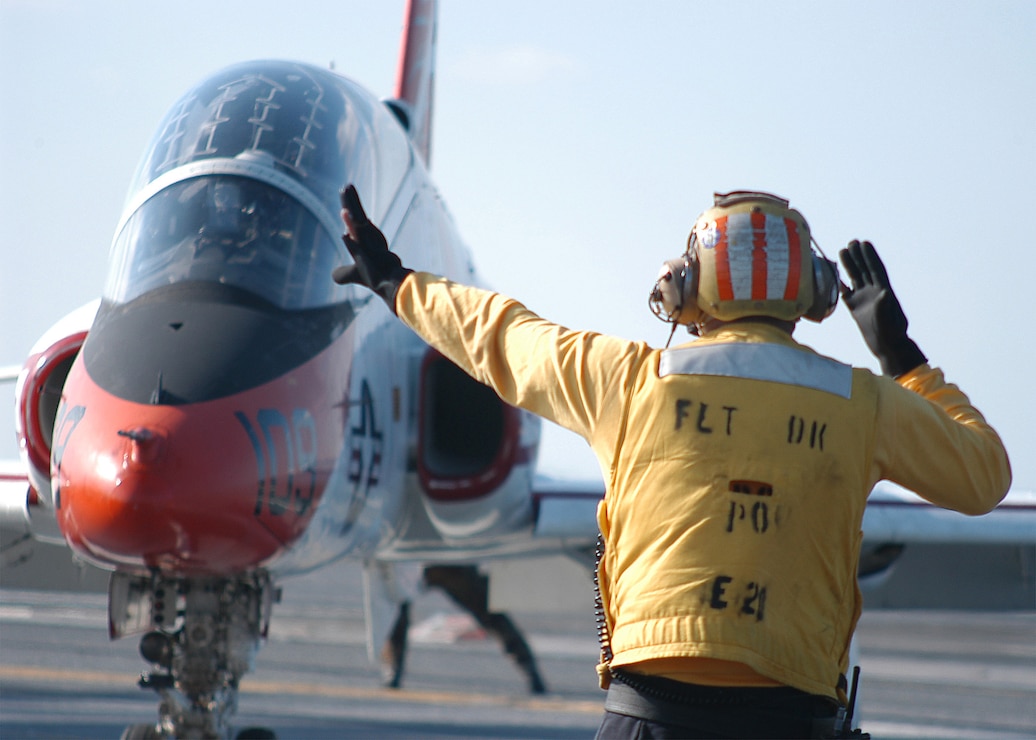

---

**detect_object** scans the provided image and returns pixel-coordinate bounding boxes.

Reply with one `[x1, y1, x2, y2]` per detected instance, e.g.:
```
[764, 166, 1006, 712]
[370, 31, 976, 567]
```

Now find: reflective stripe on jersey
[658, 343, 853, 398]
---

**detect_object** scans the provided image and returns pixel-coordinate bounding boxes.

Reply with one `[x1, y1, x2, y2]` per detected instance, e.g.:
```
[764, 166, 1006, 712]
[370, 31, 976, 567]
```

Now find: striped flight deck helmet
[651, 191, 839, 331]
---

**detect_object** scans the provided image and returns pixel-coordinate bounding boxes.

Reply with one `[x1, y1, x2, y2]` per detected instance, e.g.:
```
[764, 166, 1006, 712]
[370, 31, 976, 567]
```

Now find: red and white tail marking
[394, 0, 438, 166]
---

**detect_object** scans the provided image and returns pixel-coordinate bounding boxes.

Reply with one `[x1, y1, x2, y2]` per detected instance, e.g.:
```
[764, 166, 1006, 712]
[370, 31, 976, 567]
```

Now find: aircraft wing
[863, 482, 1036, 545]
[0, 460, 33, 567]
[532, 475, 602, 541]
[531, 474, 1036, 547]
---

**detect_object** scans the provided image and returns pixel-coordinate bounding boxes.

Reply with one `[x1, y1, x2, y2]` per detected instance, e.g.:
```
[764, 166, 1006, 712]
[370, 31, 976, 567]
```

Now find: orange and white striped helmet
[690, 191, 817, 322]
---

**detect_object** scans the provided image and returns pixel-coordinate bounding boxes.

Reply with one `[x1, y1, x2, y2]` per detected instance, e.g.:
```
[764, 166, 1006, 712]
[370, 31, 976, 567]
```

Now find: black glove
[332, 185, 412, 312]
[839, 240, 926, 377]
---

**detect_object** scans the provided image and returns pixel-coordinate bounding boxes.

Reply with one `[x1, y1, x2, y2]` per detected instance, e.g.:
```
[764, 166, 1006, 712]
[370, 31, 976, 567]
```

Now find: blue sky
[1, 0, 1033, 491]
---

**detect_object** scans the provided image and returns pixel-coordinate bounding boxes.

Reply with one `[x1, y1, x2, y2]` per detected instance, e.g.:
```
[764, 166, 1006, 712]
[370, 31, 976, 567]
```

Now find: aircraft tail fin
[393, 0, 438, 166]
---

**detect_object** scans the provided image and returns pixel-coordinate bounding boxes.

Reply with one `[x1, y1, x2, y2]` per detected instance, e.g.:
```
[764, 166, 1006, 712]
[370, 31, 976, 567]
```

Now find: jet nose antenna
[116, 426, 165, 466]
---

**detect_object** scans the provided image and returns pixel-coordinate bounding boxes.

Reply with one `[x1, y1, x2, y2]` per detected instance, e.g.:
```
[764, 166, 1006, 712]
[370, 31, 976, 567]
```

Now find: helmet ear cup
[804, 254, 839, 322]
[651, 253, 703, 326]
[678, 254, 701, 325]
[652, 258, 688, 321]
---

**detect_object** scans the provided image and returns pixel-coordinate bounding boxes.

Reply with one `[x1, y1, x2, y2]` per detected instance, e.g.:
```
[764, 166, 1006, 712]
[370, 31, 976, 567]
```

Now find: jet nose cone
[54, 405, 287, 574]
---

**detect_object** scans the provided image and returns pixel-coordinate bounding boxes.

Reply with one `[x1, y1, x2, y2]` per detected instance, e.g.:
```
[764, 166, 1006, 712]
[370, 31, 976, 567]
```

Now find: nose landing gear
[109, 571, 280, 739]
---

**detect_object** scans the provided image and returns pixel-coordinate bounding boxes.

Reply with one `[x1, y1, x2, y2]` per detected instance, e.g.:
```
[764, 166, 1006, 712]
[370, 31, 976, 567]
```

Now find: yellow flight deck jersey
[395, 272, 1012, 701]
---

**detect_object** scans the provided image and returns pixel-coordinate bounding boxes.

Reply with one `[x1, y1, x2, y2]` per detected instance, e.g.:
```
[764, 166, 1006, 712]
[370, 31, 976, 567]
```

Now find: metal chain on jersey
[593, 533, 613, 665]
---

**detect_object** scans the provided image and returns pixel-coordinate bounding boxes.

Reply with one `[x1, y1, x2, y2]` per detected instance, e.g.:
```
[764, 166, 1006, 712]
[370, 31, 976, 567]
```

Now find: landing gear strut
[110, 571, 279, 739]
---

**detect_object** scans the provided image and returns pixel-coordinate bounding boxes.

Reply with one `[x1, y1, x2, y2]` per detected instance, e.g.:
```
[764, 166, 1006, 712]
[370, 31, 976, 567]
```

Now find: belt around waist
[604, 674, 839, 738]
[609, 669, 827, 707]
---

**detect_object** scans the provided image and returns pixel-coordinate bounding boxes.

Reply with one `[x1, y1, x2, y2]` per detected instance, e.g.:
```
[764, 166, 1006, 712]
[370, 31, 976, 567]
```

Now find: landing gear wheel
[235, 728, 277, 739]
[119, 573, 277, 738]
[120, 723, 164, 740]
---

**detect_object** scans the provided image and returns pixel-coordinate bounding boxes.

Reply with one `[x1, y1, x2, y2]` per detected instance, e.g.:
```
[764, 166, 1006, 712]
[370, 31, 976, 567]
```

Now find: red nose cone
[54, 389, 292, 574]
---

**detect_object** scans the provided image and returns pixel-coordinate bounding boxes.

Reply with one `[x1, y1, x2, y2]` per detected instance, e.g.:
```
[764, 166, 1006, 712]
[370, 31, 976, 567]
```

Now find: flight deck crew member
[332, 187, 1011, 739]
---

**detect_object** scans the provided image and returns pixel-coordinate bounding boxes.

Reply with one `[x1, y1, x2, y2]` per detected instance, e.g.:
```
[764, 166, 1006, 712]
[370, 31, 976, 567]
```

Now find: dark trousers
[596, 674, 841, 740]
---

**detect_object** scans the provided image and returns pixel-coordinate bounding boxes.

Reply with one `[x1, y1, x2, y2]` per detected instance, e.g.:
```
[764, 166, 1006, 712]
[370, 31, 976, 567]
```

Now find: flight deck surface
[2, 557, 1033, 739]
